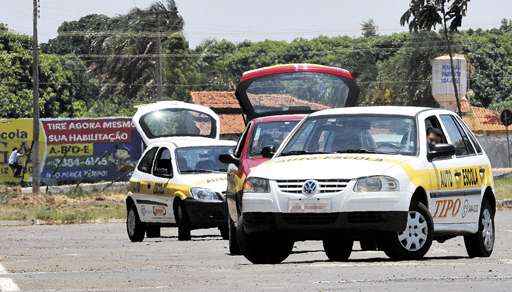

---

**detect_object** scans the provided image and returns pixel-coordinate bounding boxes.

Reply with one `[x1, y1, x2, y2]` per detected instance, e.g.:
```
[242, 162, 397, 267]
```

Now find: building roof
[190, 91, 240, 110]
[461, 99, 508, 134]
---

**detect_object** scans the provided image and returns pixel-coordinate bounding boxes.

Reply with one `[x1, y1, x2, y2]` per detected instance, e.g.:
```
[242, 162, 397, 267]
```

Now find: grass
[495, 176, 512, 200]
[0, 191, 126, 224]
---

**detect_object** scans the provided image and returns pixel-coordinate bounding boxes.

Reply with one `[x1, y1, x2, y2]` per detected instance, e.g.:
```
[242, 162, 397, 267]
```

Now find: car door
[150, 147, 176, 224]
[226, 123, 252, 224]
[130, 146, 159, 223]
[430, 114, 480, 225]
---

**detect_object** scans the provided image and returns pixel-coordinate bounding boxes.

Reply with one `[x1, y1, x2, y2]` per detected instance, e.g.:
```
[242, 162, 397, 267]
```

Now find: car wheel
[146, 226, 161, 238]
[127, 203, 145, 242]
[238, 226, 293, 264]
[219, 225, 229, 240]
[228, 217, 240, 255]
[464, 199, 495, 258]
[175, 200, 191, 241]
[383, 202, 433, 260]
[323, 237, 353, 261]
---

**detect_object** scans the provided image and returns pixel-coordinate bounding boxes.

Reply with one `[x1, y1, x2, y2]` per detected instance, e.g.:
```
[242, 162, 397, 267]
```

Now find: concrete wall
[477, 133, 512, 168]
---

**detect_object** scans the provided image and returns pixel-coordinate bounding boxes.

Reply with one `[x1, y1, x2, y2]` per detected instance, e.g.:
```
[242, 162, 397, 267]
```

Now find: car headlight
[190, 187, 222, 202]
[354, 176, 399, 192]
[243, 177, 270, 193]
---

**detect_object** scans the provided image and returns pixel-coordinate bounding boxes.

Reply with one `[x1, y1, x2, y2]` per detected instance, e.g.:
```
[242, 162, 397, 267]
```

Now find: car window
[153, 147, 173, 178]
[137, 147, 158, 174]
[440, 115, 475, 156]
[234, 123, 251, 158]
[281, 115, 417, 156]
[176, 146, 234, 173]
[249, 121, 299, 156]
[456, 116, 483, 154]
[425, 116, 448, 144]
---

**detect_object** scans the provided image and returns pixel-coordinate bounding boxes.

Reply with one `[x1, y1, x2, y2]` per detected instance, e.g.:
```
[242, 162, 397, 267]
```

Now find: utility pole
[32, 0, 41, 194]
[155, 33, 164, 99]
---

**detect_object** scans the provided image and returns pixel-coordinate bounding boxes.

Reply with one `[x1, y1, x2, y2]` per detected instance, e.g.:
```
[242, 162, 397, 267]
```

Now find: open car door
[133, 101, 221, 145]
[235, 64, 359, 122]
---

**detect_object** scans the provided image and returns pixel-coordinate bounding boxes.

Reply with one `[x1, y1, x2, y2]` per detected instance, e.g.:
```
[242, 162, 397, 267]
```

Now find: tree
[400, 0, 469, 115]
[361, 19, 378, 38]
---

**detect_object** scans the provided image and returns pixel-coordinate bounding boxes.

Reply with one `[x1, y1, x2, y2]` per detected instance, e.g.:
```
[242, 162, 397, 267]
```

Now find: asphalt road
[1, 211, 512, 291]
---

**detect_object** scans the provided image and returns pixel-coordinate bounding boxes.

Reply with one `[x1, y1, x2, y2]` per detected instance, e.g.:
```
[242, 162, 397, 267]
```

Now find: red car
[220, 64, 359, 254]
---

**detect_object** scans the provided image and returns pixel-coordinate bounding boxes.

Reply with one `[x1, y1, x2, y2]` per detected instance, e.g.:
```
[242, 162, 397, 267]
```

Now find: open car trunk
[235, 64, 359, 122]
[132, 101, 221, 145]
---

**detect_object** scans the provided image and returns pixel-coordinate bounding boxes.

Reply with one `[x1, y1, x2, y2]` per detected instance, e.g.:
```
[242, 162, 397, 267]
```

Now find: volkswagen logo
[302, 179, 319, 195]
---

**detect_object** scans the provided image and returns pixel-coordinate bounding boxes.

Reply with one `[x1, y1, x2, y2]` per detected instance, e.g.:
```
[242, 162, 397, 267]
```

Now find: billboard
[0, 119, 46, 184]
[0, 117, 143, 186]
[41, 118, 142, 185]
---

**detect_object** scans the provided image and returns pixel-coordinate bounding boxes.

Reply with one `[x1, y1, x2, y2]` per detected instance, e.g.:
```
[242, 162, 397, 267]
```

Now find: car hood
[249, 153, 413, 180]
[175, 173, 228, 193]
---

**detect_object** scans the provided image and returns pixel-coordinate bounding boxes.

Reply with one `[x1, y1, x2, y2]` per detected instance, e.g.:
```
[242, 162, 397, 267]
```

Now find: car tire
[464, 199, 495, 258]
[146, 226, 161, 238]
[383, 202, 433, 260]
[228, 217, 240, 255]
[323, 237, 353, 261]
[238, 225, 293, 264]
[174, 200, 191, 241]
[127, 203, 145, 242]
[219, 225, 229, 240]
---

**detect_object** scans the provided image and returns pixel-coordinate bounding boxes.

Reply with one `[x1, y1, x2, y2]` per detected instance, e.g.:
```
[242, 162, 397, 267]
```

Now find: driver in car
[426, 127, 443, 148]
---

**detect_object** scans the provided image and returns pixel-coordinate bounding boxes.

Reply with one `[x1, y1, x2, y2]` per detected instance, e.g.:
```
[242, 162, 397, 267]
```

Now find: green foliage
[400, 0, 469, 32]
[2, 2, 512, 119]
[44, 0, 193, 109]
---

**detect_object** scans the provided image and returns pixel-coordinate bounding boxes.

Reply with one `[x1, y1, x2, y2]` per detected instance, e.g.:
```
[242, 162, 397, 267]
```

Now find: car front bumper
[240, 211, 408, 240]
[183, 199, 227, 229]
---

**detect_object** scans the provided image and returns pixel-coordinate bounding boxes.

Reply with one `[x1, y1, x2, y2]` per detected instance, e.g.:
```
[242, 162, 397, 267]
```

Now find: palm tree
[401, 0, 469, 116]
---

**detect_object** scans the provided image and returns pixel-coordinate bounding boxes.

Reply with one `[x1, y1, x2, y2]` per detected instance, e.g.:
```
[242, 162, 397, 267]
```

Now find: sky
[1, 0, 511, 47]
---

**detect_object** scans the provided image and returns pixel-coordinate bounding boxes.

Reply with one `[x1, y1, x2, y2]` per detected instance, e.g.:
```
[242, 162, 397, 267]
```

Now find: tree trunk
[442, 7, 463, 116]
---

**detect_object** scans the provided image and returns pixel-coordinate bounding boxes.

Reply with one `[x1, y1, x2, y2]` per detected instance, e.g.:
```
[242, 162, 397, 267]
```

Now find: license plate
[288, 199, 331, 213]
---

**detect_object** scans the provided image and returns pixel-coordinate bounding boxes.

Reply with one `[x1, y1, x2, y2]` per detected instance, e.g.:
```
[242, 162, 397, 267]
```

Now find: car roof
[310, 106, 437, 117]
[147, 136, 236, 148]
[251, 114, 305, 124]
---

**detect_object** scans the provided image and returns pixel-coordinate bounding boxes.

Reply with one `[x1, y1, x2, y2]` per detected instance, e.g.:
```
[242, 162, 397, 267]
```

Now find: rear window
[249, 121, 299, 156]
[245, 72, 352, 116]
[140, 109, 216, 139]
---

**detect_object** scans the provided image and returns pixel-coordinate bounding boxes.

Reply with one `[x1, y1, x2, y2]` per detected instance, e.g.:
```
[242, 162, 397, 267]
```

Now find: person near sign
[8, 147, 24, 178]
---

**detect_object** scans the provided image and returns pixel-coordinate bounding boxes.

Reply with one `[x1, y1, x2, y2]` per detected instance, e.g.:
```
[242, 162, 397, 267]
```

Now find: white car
[126, 101, 236, 242]
[233, 106, 495, 264]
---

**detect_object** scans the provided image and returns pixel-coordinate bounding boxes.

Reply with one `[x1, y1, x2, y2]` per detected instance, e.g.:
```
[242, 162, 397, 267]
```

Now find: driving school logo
[302, 179, 319, 195]
[461, 199, 479, 218]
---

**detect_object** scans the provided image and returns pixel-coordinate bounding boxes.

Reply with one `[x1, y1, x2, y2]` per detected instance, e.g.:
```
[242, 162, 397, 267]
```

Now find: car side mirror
[261, 145, 276, 159]
[427, 143, 456, 161]
[154, 167, 172, 178]
[219, 153, 240, 167]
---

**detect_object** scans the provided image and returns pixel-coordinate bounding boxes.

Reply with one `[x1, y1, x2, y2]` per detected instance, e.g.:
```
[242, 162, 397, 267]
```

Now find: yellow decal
[129, 180, 191, 199]
[47, 143, 93, 157]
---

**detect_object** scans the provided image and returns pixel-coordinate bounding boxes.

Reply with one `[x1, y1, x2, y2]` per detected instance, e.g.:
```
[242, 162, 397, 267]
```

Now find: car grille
[276, 179, 351, 194]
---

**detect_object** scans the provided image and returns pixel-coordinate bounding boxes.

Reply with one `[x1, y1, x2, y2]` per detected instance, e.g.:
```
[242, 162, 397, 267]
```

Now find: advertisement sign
[40, 118, 142, 184]
[0, 119, 46, 184]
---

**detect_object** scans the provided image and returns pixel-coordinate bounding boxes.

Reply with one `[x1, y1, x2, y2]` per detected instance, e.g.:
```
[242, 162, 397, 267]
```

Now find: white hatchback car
[233, 106, 495, 264]
[126, 101, 236, 242]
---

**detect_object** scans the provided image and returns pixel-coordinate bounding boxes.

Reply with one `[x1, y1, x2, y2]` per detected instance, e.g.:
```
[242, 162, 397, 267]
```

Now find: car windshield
[176, 146, 233, 173]
[140, 108, 216, 139]
[246, 72, 351, 116]
[249, 120, 299, 157]
[280, 115, 417, 156]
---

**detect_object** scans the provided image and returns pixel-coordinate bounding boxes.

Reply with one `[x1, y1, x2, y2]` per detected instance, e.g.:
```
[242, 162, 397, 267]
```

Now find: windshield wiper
[336, 149, 377, 154]
[280, 150, 327, 157]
